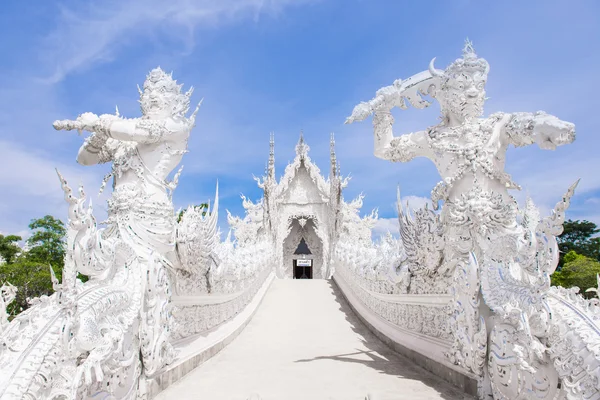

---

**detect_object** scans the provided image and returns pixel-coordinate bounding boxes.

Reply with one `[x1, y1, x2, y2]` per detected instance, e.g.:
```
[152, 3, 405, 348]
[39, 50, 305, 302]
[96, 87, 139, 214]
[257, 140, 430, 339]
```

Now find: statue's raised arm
[53, 68, 202, 167]
[346, 40, 576, 208]
[346, 68, 440, 162]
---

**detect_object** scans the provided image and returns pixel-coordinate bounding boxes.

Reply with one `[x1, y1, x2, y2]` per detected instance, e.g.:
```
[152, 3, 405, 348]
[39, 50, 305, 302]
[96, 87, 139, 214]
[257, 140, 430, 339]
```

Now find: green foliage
[26, 215, 66, 268]
[557, 219, 600, 268]
[0, 260, 60, 316]
[0, 215, 67, 315]
[551, 250, 600, 296]
[177, 203, 209, 223]
[0, 234, 22, 264]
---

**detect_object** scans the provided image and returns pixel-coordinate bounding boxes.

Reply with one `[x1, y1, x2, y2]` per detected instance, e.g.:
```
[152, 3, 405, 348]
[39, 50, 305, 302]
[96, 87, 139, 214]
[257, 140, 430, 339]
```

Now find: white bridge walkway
[156, 280, 470, 400]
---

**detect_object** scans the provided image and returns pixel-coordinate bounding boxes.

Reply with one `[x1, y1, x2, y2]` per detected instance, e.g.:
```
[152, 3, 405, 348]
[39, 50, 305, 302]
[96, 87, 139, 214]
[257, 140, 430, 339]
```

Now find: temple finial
[330, 132, 337, 178]
[295, 129, 309, 159]
[268, 132, 275, 180]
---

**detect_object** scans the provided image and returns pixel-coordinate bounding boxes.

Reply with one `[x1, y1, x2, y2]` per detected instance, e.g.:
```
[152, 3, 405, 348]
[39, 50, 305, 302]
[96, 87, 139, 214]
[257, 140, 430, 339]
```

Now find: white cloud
[399, 195, 434, 212]
[41, 0, 320, 83]
[0, 139, 108, 235]
[372, 217, 399, 238]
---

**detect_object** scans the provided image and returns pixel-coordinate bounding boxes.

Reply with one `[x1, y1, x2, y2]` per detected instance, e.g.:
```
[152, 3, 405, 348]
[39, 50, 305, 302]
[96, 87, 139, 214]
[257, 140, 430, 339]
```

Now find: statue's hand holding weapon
[346, 79, 403, 124]
[53, 112, 102, 135]
[53, 111, 122, 165]
[53, 109, 122, 136]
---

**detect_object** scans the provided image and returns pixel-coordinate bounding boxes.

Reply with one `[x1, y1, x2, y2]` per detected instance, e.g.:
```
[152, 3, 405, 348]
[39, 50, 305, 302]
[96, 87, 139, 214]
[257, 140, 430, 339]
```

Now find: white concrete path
[156, 279, 471, 400]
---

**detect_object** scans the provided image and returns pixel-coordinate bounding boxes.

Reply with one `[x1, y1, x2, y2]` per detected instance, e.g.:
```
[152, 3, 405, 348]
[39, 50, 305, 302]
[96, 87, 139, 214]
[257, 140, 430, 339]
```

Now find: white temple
[1, 42, 600, 400]
[254, 132, 345, 280]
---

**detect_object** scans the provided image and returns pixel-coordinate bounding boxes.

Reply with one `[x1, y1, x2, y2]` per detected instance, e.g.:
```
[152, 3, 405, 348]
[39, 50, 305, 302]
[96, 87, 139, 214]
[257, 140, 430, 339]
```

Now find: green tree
[557, 219, 600, 268]
[551, 250, 600, 296]
[25, 215, 66, 268]
[0, 216, 68, 315]
[0, 260, 59, 316]
[0, 234, 22, 264]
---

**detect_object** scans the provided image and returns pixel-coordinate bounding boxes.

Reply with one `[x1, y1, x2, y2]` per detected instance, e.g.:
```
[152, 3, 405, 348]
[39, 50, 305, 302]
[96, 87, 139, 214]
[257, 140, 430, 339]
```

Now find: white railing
[333, 260, 451, 345]
[330, 246, 476, 393]
[171, 261, 273, 341]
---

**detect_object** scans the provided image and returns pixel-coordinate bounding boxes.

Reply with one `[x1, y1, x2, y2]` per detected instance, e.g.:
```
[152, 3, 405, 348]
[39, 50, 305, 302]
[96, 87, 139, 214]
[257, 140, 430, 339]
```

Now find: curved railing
[171, 265, 273, 341]
[330, 240, 479, 395]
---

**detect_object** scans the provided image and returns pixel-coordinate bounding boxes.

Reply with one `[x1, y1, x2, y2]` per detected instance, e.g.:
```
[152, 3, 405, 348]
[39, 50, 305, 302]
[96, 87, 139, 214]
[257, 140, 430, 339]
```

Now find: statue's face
[443, 71, 487, 121]
[140, 86, 177, 119]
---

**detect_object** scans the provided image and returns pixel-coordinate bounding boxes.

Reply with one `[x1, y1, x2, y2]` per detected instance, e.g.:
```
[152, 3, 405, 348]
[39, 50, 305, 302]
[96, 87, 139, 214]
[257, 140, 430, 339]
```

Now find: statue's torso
[427, 114, 516, 202]
[111, 119, 189, 203]
[427, 115, 520, 234]
[105, 120, 190, 253]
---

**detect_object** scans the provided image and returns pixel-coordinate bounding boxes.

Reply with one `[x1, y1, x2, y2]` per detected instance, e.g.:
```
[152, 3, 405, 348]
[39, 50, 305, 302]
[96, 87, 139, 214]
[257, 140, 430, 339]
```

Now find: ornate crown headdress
[345, 39, 487, 124]
[138, 67, 198, 118]
[429, 39, 489, 81]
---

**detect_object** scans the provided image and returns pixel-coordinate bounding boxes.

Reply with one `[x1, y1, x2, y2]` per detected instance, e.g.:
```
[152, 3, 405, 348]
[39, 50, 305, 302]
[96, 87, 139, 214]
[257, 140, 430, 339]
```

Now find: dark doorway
[294, 238, 312, 255]
[293, 259, 313, 279]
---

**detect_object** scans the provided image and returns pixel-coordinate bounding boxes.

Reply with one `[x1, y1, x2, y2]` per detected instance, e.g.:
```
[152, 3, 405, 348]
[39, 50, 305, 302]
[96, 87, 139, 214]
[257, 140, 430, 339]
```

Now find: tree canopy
[26, 215, 66, 268]
[0, 260, 58, 316]
[0, 216, 66, 317]
[551, 250, 600, 296]
[557, 219, 600, 268]
[0, 234, 22, 265]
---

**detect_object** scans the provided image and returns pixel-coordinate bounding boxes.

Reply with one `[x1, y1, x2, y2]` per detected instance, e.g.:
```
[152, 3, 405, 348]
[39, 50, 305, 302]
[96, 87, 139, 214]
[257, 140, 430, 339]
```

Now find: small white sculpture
[0, 282, 17, 334]
[174, 183, 220, 295]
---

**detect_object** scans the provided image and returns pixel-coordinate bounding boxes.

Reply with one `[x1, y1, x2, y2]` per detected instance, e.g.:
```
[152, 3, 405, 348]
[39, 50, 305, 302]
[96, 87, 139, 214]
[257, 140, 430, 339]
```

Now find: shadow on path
[294, 280, 473, 400]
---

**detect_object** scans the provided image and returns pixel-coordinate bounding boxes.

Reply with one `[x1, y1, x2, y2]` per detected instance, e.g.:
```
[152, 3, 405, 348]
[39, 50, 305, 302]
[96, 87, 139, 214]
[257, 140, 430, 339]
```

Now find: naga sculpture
[347, 40, 600, 399]
[0, 68, 201, 399]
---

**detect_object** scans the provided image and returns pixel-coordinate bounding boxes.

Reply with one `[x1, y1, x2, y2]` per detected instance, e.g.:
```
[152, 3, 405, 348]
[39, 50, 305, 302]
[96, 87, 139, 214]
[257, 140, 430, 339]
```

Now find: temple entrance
[293, 238, 313, 279]
[293, 259, 313, 279]
[282, 218, 323, 279]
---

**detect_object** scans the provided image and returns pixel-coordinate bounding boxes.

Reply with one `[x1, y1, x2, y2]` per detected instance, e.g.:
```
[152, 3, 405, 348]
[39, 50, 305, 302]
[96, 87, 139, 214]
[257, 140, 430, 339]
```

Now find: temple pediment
[273, 133, 330, 204]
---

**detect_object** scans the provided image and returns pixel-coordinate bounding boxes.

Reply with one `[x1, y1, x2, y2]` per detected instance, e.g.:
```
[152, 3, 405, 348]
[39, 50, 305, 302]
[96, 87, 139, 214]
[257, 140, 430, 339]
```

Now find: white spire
[330, 132, 337, 178]
[268, 132, 275, 180]
[295, 130, 310, 159]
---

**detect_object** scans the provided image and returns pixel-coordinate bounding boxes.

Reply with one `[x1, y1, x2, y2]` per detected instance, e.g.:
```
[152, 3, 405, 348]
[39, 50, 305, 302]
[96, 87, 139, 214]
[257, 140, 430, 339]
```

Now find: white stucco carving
[0, 68, 274, 400]
[346, 39, 600, 399]
[255, 132, 345, 280]
[173, 183, 220, 295]
[0, 282, 17, 334]
[330, 190, 453, 342]
[0, 68, 198, 399]
[1, 42, 596, 400]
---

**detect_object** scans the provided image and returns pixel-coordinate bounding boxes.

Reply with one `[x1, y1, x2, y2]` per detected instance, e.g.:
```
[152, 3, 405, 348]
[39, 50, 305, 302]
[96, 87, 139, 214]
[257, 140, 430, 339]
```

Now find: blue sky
[1, 0, 599, 240]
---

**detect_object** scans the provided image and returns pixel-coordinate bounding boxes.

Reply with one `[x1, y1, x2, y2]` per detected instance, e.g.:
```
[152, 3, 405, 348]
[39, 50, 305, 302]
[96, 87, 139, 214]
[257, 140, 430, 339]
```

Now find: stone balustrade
[171, 262, 273, 341]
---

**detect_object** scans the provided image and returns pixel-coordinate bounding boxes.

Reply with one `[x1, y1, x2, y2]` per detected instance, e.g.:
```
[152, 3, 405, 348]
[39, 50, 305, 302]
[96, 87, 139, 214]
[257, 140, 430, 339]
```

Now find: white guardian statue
[347, 40, 600, 399]
[0, 68, 200, 399]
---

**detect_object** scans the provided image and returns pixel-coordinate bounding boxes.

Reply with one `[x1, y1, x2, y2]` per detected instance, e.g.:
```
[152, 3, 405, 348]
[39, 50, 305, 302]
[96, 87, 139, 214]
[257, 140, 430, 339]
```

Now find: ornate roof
[273, 132, 330, 202]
